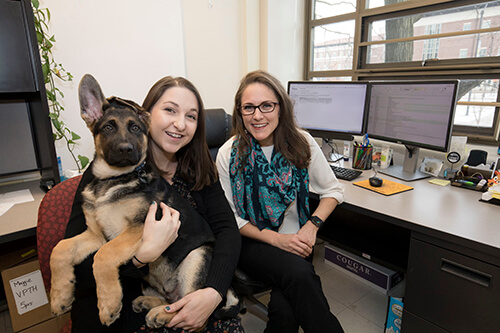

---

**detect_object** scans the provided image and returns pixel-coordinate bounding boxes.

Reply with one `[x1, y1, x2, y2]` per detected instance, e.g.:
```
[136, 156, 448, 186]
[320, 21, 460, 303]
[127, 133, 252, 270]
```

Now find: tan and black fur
[49, 74, 239, 329]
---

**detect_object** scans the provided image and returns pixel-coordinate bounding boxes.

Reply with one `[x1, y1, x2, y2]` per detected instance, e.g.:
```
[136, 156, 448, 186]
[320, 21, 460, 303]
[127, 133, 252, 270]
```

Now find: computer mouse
[369, 177, 383, 187]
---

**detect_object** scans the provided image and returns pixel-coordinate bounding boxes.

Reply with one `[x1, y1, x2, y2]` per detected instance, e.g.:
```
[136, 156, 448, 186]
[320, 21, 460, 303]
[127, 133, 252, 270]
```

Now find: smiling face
[149, 86, 199, 161]
[240, 82, 280, 147]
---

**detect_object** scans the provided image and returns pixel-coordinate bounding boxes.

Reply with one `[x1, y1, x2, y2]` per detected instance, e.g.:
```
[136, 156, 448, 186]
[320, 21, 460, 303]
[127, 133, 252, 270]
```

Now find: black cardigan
[64, 165, 241, 332]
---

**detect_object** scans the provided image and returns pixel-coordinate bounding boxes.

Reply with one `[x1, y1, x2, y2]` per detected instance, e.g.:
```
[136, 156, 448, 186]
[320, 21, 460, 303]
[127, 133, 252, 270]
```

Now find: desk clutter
[352, 135, 373, 170]
[450, 160, 500, 193]
[481, 184, 500, 205]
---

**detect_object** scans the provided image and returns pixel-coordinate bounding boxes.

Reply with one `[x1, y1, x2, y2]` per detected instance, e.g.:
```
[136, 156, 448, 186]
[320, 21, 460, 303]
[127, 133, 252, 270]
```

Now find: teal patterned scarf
[229, 136, 310, 231]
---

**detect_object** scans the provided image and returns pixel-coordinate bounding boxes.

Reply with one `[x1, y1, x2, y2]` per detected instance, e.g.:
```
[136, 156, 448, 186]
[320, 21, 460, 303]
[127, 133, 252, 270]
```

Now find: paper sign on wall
[9, 269, 48, 315]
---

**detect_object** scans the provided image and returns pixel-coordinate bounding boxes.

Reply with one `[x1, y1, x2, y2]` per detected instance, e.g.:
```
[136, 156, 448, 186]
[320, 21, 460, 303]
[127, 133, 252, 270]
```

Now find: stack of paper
[482, 184, 500, 201]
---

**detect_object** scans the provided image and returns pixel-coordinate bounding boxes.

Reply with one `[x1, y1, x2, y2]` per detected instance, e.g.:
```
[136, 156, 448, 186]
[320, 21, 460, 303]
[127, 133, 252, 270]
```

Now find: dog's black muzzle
[105, 142, 142, 167]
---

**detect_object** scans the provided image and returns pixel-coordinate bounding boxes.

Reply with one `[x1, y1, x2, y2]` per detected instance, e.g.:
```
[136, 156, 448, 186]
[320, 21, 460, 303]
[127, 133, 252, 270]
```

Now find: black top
[65, 164, 241, 332]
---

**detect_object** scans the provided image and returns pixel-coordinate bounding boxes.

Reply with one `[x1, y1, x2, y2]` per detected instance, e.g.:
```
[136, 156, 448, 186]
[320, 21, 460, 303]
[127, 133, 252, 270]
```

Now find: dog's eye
[103, 124, 113, 132]
[130, 124, 140, 132]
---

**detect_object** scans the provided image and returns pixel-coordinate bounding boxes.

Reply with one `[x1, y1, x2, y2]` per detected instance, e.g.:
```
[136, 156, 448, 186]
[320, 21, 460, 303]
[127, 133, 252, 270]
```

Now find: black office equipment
[331, 165, 362, 181]
[369, 177, 383, 187]
[0, 0, 59, 186]
[465, 149, 488, 166]
[366, 80, 459, 181]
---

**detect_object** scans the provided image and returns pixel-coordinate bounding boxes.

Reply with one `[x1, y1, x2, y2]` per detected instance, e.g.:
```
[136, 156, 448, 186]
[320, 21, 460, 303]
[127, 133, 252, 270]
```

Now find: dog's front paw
[50, 277, 76, 316]
[98, 296, 123, 326]
[145, 305, 176, 328]
[132, 296, 165, 313]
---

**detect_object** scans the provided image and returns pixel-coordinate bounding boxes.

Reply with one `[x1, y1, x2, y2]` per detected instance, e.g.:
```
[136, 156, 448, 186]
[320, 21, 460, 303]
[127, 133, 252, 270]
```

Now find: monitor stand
[378, 146, 430, 181]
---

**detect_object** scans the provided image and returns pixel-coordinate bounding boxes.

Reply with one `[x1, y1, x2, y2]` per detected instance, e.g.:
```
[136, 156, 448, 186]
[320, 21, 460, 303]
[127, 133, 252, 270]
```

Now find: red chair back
[37, 175, 82, 333]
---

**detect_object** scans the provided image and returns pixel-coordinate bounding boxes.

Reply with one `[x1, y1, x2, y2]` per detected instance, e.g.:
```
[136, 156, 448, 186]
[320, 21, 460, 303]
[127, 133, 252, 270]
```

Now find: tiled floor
[0, 241, 389, 333]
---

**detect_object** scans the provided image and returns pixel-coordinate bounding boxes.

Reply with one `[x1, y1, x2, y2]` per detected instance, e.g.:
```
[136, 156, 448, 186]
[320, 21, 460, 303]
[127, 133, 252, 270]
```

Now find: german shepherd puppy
[49, 74, 239, 329]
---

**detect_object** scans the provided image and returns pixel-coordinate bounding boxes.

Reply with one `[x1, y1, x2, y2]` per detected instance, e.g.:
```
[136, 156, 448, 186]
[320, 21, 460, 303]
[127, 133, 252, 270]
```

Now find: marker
[457, 180, 475, 186]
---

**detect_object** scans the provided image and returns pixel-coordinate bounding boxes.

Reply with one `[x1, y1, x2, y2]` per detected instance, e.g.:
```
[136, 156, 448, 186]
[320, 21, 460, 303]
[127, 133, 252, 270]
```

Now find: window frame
[305, 0, 500, 143]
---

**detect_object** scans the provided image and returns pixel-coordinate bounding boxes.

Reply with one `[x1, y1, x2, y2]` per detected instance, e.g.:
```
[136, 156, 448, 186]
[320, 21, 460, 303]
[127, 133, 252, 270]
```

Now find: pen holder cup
[352, 146, 373, 170]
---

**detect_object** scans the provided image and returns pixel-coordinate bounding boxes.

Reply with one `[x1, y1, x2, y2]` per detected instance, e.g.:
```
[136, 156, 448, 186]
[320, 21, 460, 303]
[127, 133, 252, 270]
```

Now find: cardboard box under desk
[1, 258, 55, 332]
[20, 312, 70, 333]
[324, 244, 404, 294]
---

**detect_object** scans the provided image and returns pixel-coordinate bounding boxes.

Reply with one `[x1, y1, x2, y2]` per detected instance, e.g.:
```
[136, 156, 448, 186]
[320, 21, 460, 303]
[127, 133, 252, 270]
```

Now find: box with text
[324, 244, 403, 294]
[1, 259, 52, 332]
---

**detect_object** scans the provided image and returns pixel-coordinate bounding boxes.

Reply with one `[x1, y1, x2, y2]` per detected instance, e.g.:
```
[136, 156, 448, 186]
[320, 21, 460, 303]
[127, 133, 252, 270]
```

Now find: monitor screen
[366, 81, 458, 152]
[288, 81, 368, 140]
[366, 80, 459, 181]
[0, 100, 38, 176]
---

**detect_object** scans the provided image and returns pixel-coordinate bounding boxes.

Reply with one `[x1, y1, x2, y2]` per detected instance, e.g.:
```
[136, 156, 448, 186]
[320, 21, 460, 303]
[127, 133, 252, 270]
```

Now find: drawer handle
[441, 258, 491, 288]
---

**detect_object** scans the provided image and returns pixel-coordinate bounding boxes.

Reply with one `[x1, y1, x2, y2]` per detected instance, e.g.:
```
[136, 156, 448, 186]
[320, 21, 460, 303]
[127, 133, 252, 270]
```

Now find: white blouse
[216, 130, 344, 234]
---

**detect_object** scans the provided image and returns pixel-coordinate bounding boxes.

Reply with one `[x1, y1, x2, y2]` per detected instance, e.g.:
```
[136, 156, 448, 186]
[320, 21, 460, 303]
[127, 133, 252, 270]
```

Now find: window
[422, 24, 441, 60]
[306, 0, 500, 142]
[312, 20, 355, 71]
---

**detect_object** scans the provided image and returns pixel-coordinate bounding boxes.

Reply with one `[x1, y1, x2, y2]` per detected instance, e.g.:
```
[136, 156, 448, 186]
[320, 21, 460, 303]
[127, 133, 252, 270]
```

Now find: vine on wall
[31, 0, 89, 173]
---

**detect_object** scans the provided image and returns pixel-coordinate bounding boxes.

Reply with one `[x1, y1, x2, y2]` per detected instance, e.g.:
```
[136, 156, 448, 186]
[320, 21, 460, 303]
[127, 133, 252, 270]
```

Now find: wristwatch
[310, 215, 324, 229]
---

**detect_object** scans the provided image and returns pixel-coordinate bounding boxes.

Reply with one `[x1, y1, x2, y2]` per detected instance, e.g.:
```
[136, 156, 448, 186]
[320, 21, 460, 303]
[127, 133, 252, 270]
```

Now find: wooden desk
[0, 180, 45, 244]
[319, 169, 500, 332]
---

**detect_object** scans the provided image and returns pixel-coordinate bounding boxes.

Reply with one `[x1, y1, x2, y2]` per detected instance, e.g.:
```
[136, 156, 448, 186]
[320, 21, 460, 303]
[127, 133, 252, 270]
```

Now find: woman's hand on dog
[133, 202, 181, 267]
[165, 287, 222, 331]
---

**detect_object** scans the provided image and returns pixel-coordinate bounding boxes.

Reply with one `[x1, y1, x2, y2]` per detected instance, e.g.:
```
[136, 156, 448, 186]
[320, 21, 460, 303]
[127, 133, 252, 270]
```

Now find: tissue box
[385, 297, 404, 333]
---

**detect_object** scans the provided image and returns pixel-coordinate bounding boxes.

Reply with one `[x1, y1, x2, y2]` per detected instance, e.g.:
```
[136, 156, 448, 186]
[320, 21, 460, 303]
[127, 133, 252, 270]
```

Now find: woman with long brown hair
[217, 70, 344, 333]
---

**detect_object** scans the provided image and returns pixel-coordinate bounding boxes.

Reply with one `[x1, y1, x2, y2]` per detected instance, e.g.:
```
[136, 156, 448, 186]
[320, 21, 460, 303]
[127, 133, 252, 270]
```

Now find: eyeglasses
[239, 102, 279, 116]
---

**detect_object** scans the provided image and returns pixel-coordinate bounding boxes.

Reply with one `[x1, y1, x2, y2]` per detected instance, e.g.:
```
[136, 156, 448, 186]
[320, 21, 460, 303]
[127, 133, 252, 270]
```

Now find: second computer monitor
[366, 80, 459, 181]
[288, 81, 369, 141]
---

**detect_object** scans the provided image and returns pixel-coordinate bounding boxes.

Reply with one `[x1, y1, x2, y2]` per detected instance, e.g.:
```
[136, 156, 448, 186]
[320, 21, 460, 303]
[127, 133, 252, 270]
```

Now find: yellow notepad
[353, 179, 413, 196]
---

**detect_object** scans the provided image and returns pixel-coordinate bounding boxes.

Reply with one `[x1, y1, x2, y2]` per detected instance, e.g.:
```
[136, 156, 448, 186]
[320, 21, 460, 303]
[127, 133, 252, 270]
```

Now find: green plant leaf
[71, 131, 81, 140]
[42, 63, 50, 79]
[32, 0, 39, 9]
[79, 155, 90, 169]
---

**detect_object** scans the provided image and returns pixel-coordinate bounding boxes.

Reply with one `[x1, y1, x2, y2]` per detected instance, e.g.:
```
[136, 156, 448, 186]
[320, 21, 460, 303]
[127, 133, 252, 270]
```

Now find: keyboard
[330, 165, 362, 181]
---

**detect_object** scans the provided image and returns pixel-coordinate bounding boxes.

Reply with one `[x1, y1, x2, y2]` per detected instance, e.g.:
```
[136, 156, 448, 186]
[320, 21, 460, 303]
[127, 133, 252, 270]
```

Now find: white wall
[39, 0, 186, 171]
[38, 0, 304, 173]
[181, 0, 243, 114]
[266, 0, 305, 86]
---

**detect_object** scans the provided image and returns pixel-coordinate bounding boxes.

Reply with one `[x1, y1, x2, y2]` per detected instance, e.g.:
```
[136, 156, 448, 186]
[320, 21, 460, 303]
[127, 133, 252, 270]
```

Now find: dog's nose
[117, 143, 134, 155]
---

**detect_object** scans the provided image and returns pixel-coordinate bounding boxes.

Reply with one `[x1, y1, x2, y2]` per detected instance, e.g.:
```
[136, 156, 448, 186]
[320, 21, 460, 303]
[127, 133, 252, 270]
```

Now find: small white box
[324, 244, 403, 294]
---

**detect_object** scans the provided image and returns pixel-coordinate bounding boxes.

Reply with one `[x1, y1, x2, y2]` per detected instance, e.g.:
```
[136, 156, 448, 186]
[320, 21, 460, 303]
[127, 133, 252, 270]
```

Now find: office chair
[37, 175, 82, 332]
[205, 108, 233, 160]
[204, 108, 270, 321]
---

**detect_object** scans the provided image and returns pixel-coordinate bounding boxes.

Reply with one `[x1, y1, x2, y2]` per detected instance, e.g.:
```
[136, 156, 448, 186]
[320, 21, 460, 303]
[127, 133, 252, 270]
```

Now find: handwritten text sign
[9, 270, 48, 315]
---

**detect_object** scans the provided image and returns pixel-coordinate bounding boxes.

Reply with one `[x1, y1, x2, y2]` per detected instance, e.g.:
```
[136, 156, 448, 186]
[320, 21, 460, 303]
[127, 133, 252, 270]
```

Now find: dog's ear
[79, 74, 106, 130]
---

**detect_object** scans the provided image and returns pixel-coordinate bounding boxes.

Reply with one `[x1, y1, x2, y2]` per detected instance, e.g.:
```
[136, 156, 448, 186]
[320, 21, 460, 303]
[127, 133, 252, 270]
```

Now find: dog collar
[105, 161, 148, 183]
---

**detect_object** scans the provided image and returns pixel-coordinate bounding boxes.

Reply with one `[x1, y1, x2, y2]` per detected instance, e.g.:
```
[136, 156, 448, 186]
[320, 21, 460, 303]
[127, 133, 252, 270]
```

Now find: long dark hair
[142, 76, 216, 190]
[232, 70, 310, 168]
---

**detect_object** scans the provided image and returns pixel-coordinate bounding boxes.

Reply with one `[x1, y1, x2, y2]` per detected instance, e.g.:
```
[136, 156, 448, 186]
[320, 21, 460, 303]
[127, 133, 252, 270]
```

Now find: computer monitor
[366, 80, 459, 181]
[287, 81, 369, 141]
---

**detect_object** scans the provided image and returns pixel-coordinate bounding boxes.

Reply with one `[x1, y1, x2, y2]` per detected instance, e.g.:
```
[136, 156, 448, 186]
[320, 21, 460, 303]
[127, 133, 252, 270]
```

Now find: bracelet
[133, 255, 146, 265]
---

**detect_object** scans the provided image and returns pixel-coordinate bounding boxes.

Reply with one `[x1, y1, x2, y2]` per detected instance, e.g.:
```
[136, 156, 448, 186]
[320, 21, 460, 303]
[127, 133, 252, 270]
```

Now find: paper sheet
[428, 179, 451, 186]
[9, 269, 48, 315]
[0, 189, 34, 216]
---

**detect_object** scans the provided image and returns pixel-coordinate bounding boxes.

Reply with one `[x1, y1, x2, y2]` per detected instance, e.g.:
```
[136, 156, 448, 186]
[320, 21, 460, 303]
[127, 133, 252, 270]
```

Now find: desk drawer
[402, 310, 448, 333]
[404, 238, 500, 333]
